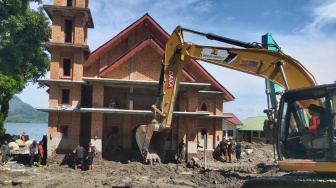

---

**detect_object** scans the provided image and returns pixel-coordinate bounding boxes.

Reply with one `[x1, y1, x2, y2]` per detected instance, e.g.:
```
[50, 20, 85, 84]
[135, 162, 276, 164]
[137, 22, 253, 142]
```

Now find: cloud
[300, 1, 336, 35]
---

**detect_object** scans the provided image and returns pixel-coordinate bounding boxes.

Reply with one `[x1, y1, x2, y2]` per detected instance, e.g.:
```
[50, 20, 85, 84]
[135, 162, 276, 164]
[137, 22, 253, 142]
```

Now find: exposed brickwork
[74, 13, 84, 45]
[48, 84, 59, 107]
[92, 82, 104, 108]
[50, 47, 60, 79]
[73, 50, 84, 80]
[53, 0, 62, 6]
[133, 46, 162, 81]
[46, 1, 231, 159]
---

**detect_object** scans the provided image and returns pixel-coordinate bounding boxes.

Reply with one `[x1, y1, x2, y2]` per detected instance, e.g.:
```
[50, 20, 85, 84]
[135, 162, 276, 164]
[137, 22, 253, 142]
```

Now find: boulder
[244, 149, 253, 155]
[8, 142, 19, 151]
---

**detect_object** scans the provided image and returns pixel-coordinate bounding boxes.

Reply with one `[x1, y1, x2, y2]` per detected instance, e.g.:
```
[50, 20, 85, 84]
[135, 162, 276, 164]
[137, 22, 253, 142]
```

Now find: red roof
[87, 13, 234, 101]
[223, 113, 243, 125]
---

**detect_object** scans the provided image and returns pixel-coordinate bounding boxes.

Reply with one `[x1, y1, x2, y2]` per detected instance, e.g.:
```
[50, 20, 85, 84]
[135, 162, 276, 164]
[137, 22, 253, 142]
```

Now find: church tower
[42, 0, 94, 155]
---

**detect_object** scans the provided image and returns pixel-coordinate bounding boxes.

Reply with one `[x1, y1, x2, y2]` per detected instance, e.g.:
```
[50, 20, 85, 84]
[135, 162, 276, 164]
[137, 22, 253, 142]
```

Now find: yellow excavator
[136, 26, 336, 187]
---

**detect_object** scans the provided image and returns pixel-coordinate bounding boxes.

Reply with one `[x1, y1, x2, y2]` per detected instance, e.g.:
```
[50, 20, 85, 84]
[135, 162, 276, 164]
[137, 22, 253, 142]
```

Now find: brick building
[39, 0, 239, 161]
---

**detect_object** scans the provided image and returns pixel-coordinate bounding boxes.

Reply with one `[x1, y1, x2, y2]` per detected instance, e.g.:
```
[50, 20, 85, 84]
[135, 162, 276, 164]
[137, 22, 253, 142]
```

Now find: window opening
[201, 128, 207, 139]
[66, 0, 73, 7]
[65, 20, 73, 43]
[62, 89, 70, 104]
[63, 59, 71, 76]
[61, 125, 68, 138]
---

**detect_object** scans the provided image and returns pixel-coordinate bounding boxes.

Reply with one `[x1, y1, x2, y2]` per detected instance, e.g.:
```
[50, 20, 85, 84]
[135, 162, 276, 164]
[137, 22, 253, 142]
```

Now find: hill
[5, 95, 48, 123]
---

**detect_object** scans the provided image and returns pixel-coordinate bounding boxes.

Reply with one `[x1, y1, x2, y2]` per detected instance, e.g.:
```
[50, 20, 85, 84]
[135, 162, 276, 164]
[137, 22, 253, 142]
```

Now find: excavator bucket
[136, 123, 170, 161]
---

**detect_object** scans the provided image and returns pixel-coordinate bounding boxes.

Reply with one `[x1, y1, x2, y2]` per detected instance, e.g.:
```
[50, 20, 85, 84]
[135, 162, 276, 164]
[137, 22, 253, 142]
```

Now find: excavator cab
[276, 83, 336, 172]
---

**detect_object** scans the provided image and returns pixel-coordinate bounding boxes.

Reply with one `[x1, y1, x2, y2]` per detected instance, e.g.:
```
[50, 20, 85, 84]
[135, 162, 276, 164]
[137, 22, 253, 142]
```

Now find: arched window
[201, 102, 207, 111]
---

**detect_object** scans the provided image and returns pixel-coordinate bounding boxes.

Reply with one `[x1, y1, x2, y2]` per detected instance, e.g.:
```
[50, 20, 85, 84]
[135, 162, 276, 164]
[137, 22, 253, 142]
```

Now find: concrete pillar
[90, 82, 104, 152]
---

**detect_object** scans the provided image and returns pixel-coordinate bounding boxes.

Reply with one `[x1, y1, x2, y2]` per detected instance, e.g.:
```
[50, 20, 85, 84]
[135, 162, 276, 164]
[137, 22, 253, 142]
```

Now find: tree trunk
[1, 100, 9, 118]
[0, 100, 9, 137]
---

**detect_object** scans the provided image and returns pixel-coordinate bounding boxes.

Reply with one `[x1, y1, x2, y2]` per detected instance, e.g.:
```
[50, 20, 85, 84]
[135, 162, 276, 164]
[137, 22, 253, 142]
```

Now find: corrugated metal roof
[238, 116, 267, 131]
[223, 113, 243, 125]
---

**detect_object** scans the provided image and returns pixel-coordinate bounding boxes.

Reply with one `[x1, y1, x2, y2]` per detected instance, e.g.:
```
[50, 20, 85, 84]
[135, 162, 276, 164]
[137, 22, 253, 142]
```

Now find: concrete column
[90, 82, 104, 152]
[122, 115, 132, 149]
[185, 88, 198, 161]
[186, 116, 198, 161]
[90, 112, 103, 152]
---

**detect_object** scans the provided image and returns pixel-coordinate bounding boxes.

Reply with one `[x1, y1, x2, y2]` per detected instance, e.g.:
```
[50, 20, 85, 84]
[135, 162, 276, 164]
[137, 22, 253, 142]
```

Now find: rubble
[0, 142, 287, 188]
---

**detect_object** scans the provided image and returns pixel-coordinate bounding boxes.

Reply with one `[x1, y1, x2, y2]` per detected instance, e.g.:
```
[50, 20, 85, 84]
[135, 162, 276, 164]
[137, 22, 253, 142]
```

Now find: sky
[20, 0, 336, 120]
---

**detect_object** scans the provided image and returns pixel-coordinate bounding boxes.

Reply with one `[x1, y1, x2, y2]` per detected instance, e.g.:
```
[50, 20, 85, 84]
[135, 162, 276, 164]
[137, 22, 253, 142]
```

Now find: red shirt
[308, 115, 320, 131]
[38, 144, 44, 155]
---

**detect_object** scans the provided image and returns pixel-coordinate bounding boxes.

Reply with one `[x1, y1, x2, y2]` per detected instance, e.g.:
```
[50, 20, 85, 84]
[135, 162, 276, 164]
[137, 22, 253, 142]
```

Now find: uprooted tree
[0, 0, 50, 136]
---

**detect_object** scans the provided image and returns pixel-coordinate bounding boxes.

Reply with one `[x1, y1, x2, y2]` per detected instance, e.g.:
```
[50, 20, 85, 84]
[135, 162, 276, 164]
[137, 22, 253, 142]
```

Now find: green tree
[0, 0, 50, 136]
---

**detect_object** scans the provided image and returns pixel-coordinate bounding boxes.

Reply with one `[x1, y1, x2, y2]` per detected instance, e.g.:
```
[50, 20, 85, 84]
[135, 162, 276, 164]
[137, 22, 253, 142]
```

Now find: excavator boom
[136, 25, 318, 162]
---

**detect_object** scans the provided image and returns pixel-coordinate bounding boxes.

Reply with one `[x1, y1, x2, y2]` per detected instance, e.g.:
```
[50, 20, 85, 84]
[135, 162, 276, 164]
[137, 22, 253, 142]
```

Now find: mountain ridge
[5, 95, 48, 123]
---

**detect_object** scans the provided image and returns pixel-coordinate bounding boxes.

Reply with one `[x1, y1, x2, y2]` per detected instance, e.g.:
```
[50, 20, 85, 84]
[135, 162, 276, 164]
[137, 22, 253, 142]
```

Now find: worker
[21, 132, 26, 141]
[177, 139, 185, 162]
[301, 104, 327, 149]
[42, 135, 47, 165]
[235, 141, 242, 163]
[1, 141, 10, 166]
[37, 141, 44, 167]
[73, 144, 85, 170]
[29, 140, 37, 167]
[306, 104, 321, 131]
[227, 137, 233, 163]
[86, 142, 95, 170]
[219, 137, 227, 162]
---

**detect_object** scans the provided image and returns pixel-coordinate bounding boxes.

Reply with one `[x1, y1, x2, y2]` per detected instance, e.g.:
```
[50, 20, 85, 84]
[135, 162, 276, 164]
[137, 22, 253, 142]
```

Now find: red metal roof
[223, 113, 243, 125]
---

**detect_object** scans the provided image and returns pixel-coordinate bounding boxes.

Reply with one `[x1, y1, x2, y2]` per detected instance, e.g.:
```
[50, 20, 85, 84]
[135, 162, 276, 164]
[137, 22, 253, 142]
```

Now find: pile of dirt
[0, 142, 287, 188]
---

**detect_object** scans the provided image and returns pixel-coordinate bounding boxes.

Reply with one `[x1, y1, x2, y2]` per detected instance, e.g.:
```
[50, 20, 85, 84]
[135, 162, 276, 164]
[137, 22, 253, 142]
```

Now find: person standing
[29, 140, 37, 167]
[42, 135, 47, 165]
[1, 141, 10, 166]
[235, 141, 242, 163]
[86, 142, 96, 170]
[37, 141, 44, 167]
[177, 139, 185, 162]
[227, 138, 233, 163]
[219, 137, 227, 162]
[21, 132, 26, 141]
[73, 144, 85, 170]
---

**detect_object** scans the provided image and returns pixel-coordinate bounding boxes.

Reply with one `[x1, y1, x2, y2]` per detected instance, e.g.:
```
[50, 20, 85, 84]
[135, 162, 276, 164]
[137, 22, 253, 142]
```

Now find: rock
[8, 142, 19, 151]
[2, 179, 12, 186]
[187, 157, 200, 168]
[15, 139, 25, 147]
[244, 149, 253, 155]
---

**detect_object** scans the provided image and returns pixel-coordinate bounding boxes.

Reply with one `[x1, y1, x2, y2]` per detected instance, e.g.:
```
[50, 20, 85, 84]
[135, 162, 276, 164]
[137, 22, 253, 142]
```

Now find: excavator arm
[136, 25, 318, 162]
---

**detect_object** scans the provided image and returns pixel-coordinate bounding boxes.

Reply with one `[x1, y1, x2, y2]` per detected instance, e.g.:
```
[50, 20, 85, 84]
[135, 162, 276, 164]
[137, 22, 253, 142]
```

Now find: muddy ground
[0, 142, 289, 188]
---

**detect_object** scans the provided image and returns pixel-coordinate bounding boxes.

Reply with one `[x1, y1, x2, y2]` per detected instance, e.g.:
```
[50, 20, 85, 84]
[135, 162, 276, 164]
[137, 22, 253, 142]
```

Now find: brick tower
[42, 0, 93, 155]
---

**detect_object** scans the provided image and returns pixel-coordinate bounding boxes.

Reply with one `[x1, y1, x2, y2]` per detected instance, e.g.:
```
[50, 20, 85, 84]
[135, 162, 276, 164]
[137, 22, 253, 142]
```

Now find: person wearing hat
[86, 142, 96, 170]
[306, 104, 321, 131]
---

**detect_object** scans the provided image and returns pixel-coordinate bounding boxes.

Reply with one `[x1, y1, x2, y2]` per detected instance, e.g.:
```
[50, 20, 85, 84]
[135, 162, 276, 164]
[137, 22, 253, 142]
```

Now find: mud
[0, 142, 288, 188]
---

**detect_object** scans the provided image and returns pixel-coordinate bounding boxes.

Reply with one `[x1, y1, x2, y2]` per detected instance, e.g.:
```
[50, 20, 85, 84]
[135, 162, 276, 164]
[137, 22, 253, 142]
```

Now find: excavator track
[242, 173, 336, 188]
